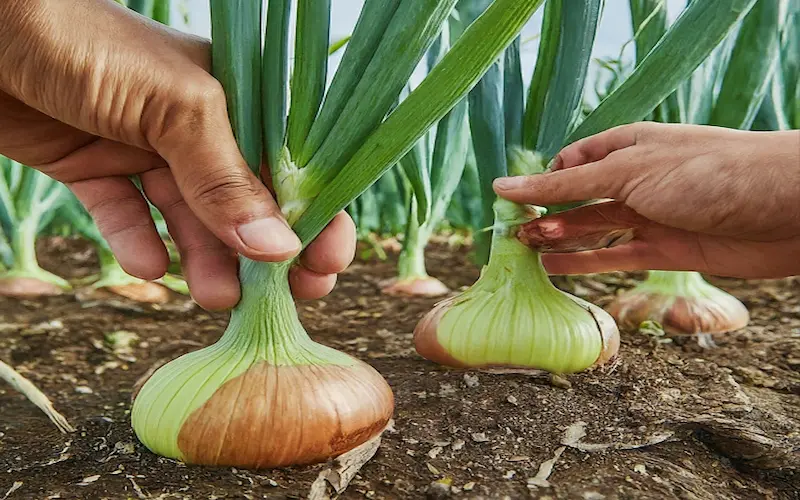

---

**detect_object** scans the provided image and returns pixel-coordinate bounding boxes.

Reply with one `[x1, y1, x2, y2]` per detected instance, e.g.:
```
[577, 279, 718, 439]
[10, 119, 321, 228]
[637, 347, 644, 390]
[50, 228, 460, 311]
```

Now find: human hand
[493, 123, 800, 279]
[0, 0, 355, 309]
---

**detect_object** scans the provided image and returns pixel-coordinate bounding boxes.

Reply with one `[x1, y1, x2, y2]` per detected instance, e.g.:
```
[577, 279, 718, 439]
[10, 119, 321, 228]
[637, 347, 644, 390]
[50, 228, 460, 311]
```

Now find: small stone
[74, 386, 93, 394]
[463, 373, 479, 388]
[428, 446, 444, 459]
[550, 374, 572, 389]
[506, 395, 518, 406]
[471, 432, 489, 443]
[113, 441, 135, 455]
[267, 479, 278, 487]
[78, 475, 100, 486]
[634, 464, 647, 475]
[438, 383, 457, 396]
[503, 470, 516, 480]
[451, 439, 465, 451]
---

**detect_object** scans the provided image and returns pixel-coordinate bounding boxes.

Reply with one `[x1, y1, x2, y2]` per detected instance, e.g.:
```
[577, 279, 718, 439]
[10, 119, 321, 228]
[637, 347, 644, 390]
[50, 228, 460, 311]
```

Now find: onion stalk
[0, 158, 70, 298]
[383, 25, 471, 297]
[132, 0, 543, 468]
[415, 0, 754, 373]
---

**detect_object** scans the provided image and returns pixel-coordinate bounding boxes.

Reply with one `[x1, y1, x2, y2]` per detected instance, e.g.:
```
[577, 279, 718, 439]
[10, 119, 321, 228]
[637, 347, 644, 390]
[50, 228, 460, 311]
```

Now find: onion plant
[382, 25, 471, 297]
[0, 157, 70, 298]
[348, 168, 408, 260]
[414, 0, 758, 373]
[132, 0, 543, 469]
[605, 0, 789, 336]
[58, 194, 187, 303]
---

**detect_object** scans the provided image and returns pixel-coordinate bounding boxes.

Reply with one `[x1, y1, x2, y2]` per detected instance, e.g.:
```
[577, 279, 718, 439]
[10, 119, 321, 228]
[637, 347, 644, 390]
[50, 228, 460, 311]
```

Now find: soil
[1, 237, 798, 500]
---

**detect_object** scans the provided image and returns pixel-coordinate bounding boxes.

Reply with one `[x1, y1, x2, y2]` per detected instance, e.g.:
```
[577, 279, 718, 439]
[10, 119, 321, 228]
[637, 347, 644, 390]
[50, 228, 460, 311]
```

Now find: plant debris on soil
[1, 237, 798, 499]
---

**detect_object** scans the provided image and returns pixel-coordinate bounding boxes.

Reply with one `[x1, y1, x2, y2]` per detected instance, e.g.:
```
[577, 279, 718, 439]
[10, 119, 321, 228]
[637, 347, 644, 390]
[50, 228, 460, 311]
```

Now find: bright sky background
[174, 1, 689, 103]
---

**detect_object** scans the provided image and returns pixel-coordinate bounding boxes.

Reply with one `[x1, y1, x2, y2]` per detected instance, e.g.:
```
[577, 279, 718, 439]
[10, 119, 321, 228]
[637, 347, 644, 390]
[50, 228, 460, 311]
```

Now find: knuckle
[88, 196, 151, 241]
[180, 76, 226, 111]
[145, 75, 226, 146]
[188, 170, 262, 211]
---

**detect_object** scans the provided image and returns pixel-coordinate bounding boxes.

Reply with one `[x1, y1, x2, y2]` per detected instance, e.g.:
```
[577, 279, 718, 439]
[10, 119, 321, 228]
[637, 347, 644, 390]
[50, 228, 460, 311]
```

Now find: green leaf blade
[294, 0, 544, 245]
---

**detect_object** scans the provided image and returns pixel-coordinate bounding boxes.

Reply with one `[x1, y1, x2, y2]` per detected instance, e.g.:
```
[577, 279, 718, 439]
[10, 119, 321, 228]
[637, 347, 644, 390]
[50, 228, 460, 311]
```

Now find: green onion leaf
[569, 0, 758, 143]
[299, 0, 403, 166]
[709, 0, 786, 129]
[535, 0, 601, 159]
[263, 0, 292, 171]
[295, 0, 545, 245]
[210, 0, 263, 173]
[301, 0, 459, 190]
[286, 0, 331, 158]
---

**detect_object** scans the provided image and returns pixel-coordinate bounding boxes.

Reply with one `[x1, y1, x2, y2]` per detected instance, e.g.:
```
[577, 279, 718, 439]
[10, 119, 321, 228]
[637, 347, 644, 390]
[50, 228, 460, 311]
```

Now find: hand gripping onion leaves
[606, 271, 749, 335]
[603, 0, 780, 335]
[414, 151, 620, 373]
[132, 0, 542, 468]
[0, 158, 70, 298]
[414, 0, 755, 373]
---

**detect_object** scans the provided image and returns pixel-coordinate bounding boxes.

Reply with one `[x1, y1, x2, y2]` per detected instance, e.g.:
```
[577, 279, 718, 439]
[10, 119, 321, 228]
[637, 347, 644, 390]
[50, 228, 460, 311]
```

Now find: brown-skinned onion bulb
[131, 259, 393, 468]
[605, 271, 749, 334]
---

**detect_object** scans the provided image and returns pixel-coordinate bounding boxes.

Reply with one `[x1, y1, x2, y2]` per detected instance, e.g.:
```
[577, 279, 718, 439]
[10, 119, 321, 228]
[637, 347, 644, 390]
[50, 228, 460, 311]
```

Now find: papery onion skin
[176, 362, 392, 468]
[131, 259, 394, 468]
[0, 277, 64, 298]
[605, 271, 749, 335]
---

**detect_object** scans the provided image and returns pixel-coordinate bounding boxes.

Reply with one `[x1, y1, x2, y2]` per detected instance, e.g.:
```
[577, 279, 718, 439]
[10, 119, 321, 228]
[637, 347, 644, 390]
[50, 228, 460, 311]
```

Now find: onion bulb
[381, 276, 449, 297]
[605, 271, 748, 334]
[414, 198, 619, 374]
[132, 259, 394, 468]
[93, 248, 170, 304]
[0, 276, 65, 298]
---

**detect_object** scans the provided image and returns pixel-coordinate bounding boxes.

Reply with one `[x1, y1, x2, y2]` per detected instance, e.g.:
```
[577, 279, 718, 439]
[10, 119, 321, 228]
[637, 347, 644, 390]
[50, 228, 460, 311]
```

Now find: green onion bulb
[605, 271, 749, 334]
[414, 198, 619, 374]
[131, 259, 393, 468]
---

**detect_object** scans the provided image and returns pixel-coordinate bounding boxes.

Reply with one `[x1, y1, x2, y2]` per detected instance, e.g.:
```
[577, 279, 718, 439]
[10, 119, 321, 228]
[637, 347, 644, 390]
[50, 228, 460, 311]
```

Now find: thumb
[148, 80, 300, 262]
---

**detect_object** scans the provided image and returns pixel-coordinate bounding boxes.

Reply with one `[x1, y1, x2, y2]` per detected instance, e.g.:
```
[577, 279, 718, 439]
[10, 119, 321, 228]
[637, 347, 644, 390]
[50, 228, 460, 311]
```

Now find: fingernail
[237, 218, 301, 256]
[493, 177, 525, 190]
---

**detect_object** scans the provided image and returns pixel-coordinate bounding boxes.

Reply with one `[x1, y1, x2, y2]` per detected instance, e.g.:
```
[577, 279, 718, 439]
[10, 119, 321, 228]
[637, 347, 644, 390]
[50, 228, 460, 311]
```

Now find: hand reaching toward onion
[493, 123, 800, 280]
[0, 0, 355, 310]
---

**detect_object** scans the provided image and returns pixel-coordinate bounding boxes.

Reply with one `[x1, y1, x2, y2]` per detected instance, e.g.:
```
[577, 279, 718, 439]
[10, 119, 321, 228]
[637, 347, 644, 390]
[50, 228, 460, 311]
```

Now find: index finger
[550, 123, 641, 171]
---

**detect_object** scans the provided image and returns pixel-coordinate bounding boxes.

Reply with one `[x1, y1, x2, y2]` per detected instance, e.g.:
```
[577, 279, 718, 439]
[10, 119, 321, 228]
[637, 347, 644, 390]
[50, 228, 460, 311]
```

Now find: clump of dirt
[0, 237, 797, 499]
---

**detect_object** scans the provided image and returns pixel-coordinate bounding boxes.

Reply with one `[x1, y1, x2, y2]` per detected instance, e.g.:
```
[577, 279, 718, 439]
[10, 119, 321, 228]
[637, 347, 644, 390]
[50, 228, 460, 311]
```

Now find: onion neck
[222, 257, 353, 366]
[11, 218, 38, 273]
[638, 270, 712, 298]
[397, 198, 432, 280]
[476, 197, 554, 293]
